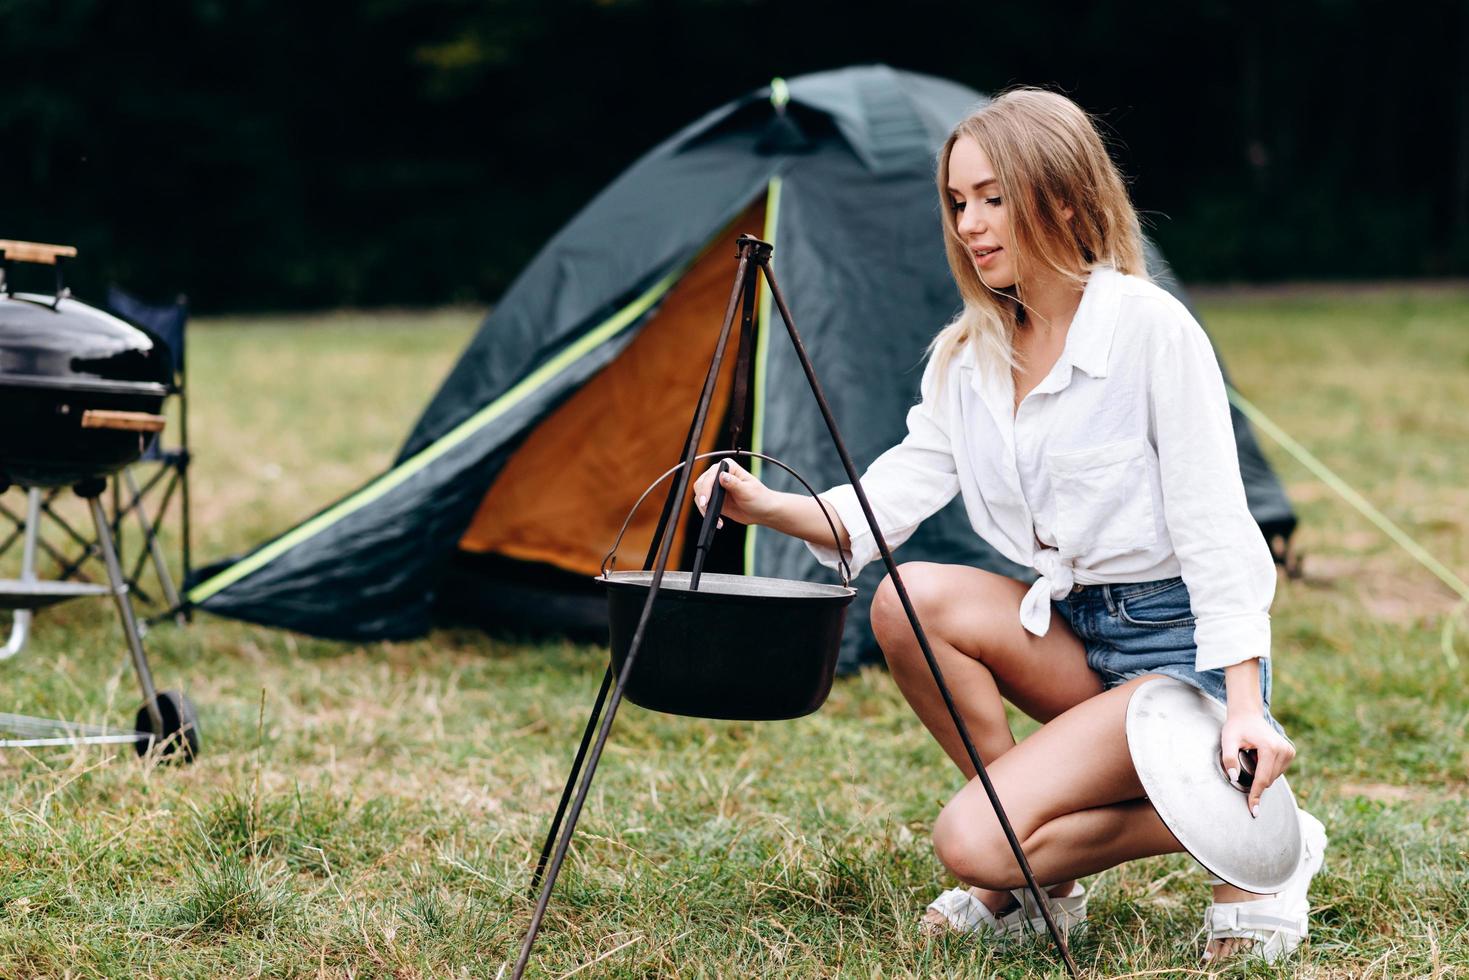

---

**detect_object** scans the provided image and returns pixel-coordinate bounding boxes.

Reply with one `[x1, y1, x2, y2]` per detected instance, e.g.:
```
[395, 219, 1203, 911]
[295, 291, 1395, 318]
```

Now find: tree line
[2, 0, 1463, 312]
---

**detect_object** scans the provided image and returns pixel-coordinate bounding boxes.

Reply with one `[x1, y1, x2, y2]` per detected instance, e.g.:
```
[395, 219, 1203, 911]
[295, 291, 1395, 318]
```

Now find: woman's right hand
[692, 459, 776, 526]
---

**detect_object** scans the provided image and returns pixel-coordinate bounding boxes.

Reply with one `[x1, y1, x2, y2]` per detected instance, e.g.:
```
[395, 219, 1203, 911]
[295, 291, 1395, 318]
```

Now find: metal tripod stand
[511, 235, 1080, 977]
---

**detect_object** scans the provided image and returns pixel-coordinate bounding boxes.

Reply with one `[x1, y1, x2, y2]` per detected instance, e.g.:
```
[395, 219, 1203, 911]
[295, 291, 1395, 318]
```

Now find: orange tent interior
[457, 197, 768, 577]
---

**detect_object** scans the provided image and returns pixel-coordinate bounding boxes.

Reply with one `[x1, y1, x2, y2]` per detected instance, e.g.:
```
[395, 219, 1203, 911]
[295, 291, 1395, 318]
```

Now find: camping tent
[186, 65, 1296, 671]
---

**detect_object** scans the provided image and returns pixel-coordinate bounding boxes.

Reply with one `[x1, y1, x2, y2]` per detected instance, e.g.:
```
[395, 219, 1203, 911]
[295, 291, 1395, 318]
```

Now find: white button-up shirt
[808, 266, 1274, 672]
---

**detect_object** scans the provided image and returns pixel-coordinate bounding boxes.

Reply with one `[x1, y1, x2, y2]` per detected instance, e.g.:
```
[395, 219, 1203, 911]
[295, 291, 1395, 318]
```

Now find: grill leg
[0, 488, 42, 660]
[84, 491, 164, 735]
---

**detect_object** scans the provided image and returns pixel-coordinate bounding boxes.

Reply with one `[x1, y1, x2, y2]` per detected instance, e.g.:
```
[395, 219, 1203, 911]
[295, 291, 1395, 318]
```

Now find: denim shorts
[1052, 576, 1284, 735]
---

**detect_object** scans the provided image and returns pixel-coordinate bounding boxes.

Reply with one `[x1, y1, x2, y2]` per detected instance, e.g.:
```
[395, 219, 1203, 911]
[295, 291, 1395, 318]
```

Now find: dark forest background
[3, 0, 1466, 312]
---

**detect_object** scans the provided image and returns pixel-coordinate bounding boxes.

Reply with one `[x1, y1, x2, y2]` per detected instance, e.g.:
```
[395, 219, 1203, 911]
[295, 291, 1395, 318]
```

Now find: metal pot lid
[1126, 677, 1301, 893]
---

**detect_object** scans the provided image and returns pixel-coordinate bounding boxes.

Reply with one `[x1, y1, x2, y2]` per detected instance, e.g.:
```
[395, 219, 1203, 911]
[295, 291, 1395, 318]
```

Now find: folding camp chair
[104, 287, 192, 624]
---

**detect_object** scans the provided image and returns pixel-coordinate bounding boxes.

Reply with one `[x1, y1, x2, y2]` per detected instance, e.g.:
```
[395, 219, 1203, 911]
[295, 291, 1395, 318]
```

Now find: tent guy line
[1228, 387, 1468, 667]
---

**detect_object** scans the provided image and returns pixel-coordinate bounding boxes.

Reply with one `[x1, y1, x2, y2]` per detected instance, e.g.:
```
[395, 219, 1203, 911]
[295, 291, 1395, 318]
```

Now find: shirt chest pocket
[1046, 438, 1158, 558]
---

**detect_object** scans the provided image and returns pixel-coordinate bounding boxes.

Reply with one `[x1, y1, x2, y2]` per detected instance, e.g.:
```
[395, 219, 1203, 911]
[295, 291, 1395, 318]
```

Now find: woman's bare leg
[931, 675, 1183, 891]
[870, 562, 1104, 918]
[931, 674, 1270, 959]
[870, 562, 1103, 776]
[876, 572, 1269, 957]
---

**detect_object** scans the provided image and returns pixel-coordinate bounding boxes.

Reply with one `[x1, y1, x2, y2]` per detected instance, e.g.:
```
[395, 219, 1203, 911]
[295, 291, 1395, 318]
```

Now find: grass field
[0, 289, 1465, 978]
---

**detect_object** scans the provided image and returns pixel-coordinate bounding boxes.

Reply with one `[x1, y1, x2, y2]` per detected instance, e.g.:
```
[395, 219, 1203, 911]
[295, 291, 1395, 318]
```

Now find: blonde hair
[930, 88, 1147, 378]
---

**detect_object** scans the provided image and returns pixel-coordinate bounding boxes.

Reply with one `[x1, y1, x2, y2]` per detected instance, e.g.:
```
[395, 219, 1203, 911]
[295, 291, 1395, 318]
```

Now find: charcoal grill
[0, 240, 198, 760]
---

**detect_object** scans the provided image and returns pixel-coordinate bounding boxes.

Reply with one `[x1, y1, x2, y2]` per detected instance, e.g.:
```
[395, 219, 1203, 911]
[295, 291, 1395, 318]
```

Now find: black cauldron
[602, 570, 854, 720]
[597, 452, 857, 721]
[0, 244, 170, 488]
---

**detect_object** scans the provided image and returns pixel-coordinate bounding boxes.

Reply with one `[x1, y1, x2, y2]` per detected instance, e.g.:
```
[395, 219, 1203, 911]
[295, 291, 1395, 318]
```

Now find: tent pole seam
[744, 175, 783, 576]
[186, 266, 688, 605]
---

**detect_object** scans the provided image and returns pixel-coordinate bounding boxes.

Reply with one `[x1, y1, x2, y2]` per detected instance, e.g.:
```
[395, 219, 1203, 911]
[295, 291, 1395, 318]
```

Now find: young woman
[693, 88, 1326, 963]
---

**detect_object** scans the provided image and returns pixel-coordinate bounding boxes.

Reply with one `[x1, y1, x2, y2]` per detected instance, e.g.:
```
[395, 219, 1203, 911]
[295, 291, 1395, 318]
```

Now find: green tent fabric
[188, 65, 1296, 671]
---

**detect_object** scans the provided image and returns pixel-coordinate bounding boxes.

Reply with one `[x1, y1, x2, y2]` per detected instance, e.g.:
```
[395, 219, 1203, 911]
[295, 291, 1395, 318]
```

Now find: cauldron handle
[600, 450, 852, 588]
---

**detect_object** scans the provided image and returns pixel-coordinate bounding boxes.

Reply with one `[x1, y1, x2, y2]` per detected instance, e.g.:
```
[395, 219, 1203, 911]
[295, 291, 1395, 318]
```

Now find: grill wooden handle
[0, 240, 78, 265]
[81, 410, 165, 433]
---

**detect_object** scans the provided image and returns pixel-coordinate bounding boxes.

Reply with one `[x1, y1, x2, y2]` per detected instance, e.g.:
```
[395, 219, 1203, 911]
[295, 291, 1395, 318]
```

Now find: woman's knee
[871, 562, 942, 664]
[871, 563, 1010, 668]
[931, 803, 1022, 890]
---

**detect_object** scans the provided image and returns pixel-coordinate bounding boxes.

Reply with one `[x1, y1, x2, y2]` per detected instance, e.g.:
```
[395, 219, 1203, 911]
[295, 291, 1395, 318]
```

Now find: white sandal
[1016, 880, 1088, 935]
[924, 882, 1088, 939]
[1202, 809, 1328, 962]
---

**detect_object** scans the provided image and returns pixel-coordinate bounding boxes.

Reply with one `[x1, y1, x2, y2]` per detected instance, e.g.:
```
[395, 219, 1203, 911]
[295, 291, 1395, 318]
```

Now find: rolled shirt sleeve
[806, 358, 961, 578]
[1149, 309, 1276, 672]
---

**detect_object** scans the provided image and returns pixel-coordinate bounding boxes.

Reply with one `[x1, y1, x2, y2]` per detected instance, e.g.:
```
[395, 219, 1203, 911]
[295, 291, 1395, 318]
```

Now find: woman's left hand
[1219, 713, 1295, 817]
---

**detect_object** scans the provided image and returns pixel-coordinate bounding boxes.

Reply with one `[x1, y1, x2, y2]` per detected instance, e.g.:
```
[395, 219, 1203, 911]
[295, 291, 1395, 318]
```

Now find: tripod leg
[510, 249, 758, 980]
[85, 492, 165, 735]
[638, 251, 759, 571]
[528, 665, 613, 896]
[755, 259, 1081, 977]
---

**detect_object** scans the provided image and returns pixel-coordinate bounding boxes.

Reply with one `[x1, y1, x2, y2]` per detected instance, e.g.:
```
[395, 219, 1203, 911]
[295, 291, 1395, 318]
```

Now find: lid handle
[600, 450, 851, 588]
[0, 240, 78, 266]
[80, 410, 166, 434]
[688, 460, 731, 591]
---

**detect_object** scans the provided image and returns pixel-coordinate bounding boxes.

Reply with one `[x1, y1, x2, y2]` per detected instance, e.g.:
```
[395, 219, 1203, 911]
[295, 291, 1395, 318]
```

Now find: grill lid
[0, 240, 171, 488]
[0, 293, 170, 394]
